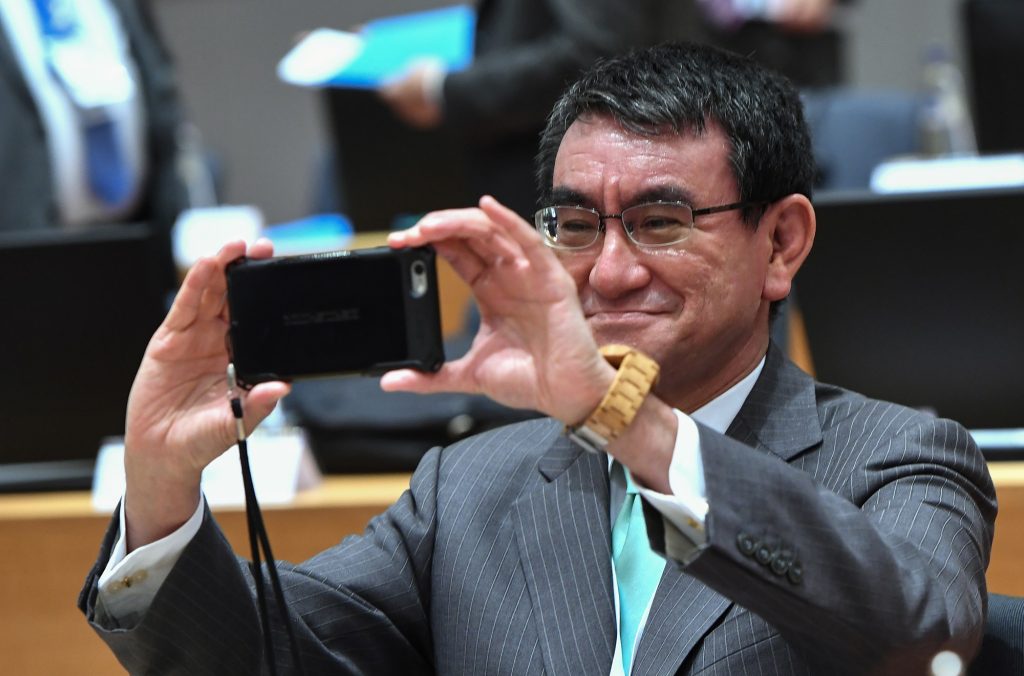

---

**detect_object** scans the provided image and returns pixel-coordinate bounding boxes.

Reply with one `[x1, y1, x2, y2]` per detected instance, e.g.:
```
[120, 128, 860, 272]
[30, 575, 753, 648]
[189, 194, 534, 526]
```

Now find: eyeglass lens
[536, 203, 695, 249]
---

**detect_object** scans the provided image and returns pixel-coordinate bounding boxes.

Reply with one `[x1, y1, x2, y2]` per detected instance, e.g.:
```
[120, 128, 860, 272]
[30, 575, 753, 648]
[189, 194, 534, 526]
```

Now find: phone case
[226, 246, 444, 388]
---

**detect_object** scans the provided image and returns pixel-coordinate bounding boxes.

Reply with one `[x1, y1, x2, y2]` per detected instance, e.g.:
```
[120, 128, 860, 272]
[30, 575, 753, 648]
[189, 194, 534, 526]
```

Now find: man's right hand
[123, 239, 290, 551]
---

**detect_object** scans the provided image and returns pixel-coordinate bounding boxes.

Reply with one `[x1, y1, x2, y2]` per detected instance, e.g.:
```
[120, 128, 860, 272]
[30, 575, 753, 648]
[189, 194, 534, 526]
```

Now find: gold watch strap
[568, 344, 660, 453]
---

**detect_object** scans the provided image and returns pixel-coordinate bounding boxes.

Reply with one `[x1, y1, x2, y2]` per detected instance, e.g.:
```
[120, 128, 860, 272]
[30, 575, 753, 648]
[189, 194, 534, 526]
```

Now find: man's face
[551, 116, 776, 408]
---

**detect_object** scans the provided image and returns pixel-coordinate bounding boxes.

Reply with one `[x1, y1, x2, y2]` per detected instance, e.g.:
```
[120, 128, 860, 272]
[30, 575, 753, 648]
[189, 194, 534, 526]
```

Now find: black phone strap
[228, 364, 306, 676]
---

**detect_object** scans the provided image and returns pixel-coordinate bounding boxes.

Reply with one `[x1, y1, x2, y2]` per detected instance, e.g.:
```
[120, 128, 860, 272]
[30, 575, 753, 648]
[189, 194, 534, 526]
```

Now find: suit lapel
[512, 437, 617, 675]
[635, 345, 824, 673]
[633, 562, 731, 674]
[726, 344, 823, 460]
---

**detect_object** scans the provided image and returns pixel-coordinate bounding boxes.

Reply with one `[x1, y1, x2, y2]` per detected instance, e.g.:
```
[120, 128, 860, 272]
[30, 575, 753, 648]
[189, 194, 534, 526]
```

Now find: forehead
[551, 116, 736, 204]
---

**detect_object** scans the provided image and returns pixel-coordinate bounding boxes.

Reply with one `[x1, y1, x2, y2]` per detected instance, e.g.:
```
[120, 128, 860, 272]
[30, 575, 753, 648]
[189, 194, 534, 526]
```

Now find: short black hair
[536, 42, 816, 226]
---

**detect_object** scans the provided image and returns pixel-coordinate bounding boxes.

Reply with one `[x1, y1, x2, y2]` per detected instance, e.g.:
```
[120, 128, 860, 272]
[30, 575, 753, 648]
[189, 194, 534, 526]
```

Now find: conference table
[1, 463, 1021, 675]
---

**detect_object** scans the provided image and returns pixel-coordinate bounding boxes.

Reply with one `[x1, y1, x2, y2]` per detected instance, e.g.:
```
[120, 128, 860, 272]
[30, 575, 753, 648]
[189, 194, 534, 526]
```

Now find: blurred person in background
[693, 0, 857, 89]
[0, 0, 198, 234]
[378, 0, 687, 219]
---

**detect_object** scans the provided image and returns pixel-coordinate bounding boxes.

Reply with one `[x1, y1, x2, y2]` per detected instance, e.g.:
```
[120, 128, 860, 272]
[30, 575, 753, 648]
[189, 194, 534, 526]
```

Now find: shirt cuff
[636, 409, 709, 550]
[96, 493, 205, 627]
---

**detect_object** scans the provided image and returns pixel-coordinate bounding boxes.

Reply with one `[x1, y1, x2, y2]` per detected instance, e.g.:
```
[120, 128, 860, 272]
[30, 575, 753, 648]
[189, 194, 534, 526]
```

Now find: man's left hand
[383, 196, 615, 427]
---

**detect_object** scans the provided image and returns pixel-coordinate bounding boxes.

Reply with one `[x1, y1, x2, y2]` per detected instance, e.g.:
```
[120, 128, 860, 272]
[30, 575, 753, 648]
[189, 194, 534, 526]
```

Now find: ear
[761, 194, 815, 302]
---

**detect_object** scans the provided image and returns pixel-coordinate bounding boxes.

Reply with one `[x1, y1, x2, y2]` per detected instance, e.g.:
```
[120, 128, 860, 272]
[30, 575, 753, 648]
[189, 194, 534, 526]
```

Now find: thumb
[380, 365, 469, 396]
[240, 381, 291, 434]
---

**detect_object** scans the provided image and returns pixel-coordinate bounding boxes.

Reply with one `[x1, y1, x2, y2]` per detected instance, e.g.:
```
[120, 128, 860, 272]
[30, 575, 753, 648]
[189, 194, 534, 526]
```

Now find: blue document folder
[328, 4, 475, 89]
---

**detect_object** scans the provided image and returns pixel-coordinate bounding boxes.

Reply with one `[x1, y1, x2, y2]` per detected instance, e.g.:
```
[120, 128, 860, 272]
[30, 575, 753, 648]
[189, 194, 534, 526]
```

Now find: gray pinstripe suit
[80, 346, 996, 674]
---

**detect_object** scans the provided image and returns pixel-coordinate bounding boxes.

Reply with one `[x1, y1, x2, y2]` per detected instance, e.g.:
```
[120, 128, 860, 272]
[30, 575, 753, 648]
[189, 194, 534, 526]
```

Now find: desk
[2, 464, 1021, 675]
[0, 475, 408, 676]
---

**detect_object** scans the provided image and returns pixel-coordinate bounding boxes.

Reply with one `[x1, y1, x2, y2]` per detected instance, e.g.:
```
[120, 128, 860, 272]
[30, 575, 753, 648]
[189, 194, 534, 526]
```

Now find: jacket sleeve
[79, 446, 447, 675]
[649, 408, 996, 674]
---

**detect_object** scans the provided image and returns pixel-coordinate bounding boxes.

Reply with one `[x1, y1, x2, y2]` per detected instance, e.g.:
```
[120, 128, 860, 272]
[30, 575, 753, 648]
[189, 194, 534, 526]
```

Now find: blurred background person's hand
[379, 61, 445, 129]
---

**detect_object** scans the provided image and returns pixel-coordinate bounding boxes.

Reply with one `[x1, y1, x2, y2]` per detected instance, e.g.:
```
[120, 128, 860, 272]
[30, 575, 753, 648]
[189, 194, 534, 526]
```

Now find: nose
[588, 221, 652, 298]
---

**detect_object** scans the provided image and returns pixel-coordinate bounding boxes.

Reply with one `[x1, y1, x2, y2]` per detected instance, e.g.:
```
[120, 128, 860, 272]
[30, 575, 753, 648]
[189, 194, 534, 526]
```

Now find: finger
[241, 381, 292, 434]
[166, 238, 248, 331]
[479, 195, 547, 259]
[391, 208, 511, 247]
[197, 265, 230, 322]
[248, 237, 275, 259]
[164, 256, 217, 331]
[195, 240, 247, 322]
[479, 196, 571, 284]
[380, 365, 471, 396]
[214, 239, 249, 269]
[432, 239, 488, 285]
[462, 229, 523, 269]
[396, 208, 526, 266]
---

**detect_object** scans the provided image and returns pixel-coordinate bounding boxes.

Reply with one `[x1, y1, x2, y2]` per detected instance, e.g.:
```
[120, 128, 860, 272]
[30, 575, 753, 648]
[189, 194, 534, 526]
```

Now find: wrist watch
[567, 344, 660, 454]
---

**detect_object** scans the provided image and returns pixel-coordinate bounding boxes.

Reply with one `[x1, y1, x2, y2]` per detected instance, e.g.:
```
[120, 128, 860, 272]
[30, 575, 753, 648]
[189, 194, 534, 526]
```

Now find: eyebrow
[628, 186, 696, 207]
[549, 185, 699, 211]
[549, 187, 594, 208]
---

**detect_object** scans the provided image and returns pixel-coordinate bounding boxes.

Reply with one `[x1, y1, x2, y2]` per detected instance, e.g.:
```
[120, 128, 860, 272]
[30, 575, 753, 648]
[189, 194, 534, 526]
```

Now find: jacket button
[787, 562, 803, 585]
[755, 544, 774, 565]
[770, 550, 793, 576]
[737, 532, 757, 556]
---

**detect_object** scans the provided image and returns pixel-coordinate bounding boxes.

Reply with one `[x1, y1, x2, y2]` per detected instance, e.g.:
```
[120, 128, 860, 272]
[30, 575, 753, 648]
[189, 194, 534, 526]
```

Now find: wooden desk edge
[2, 461, 1021, 522]
[0, 474, 412, 522]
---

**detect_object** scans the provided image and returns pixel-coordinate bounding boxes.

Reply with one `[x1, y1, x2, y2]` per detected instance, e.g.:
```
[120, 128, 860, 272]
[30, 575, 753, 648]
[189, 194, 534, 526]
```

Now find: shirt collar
[689, 355, 766, 434]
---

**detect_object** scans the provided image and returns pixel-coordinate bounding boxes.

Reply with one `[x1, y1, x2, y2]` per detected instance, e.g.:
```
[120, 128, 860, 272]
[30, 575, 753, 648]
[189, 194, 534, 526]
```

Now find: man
[81, 43, 995, 674]
[0, 0, 190, 232]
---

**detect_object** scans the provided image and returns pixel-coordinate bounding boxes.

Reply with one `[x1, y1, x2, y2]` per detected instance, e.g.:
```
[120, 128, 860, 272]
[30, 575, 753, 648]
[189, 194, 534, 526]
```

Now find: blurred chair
[969, 593, 1024, 674]
[782, 89, 925, 373]
[803, 88, 924, 191]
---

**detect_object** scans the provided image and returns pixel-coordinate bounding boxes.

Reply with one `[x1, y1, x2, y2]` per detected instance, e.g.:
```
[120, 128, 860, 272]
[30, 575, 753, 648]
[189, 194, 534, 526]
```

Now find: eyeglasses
[533, 200, 762, 250]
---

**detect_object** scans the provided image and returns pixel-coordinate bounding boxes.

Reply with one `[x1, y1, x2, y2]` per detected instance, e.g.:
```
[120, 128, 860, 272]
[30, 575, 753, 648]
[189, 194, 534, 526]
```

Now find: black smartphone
[225, 246, 444, 388]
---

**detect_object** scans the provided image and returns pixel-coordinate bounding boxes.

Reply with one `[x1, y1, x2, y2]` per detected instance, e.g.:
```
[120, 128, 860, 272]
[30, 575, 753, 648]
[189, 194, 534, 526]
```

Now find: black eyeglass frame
[534, 200, 767, 250]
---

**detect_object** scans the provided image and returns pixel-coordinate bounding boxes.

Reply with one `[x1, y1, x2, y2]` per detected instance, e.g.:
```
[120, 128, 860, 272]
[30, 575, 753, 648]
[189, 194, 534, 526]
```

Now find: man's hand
[123, 239, 290, 551]
[383, 196, 616, 427]
[378, 63, 444, 129]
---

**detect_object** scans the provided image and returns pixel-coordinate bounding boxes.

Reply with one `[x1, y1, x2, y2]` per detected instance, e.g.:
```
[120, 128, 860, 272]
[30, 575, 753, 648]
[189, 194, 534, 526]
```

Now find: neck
[658, 330, 769, 414]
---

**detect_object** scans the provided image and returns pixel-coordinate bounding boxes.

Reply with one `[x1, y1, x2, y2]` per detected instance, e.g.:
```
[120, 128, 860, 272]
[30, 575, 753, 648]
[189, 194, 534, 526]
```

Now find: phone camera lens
[410, 261, 429, 298]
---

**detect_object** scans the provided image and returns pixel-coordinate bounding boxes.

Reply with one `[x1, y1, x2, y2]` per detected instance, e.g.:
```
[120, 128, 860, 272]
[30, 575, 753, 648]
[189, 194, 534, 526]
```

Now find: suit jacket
[441, 0, 687, 217]
[0, 0, 187, 232]
[80, 346, 996, 674]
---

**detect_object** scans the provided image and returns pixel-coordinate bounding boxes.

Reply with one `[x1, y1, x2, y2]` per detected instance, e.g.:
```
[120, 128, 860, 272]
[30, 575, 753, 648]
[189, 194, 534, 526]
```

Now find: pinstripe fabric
[647, 347, 996, 675]
[81, 345, 996, 675]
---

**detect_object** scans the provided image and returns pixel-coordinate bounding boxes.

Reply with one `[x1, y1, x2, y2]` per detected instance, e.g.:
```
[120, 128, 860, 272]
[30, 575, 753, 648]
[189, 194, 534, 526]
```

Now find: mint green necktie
[612, 464, 666, 674]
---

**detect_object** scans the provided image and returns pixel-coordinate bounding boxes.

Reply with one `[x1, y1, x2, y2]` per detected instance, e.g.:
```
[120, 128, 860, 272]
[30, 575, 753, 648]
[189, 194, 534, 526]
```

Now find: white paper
[91, 429, 322, 512]
[277, 29, 364, 87]
[170, 205, 264, 269]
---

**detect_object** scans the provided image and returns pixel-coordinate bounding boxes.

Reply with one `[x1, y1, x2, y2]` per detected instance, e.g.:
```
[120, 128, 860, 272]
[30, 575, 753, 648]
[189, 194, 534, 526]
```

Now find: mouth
[584, 306, 672, 317]
[585, 309, 670, 325]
